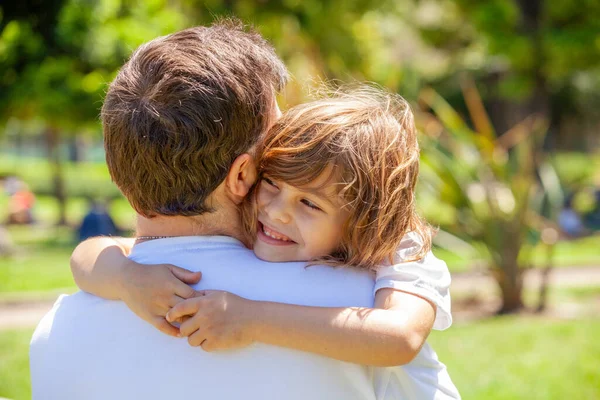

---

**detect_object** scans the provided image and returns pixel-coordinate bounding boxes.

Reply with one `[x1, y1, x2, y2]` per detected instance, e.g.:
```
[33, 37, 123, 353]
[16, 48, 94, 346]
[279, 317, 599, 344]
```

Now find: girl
[71, 87, 459, 399]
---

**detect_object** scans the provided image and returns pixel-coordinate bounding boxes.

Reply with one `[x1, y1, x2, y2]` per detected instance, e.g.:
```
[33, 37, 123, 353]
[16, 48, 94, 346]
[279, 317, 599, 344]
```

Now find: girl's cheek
[256, 187, 270, 208]
[297, 205, 318, 222]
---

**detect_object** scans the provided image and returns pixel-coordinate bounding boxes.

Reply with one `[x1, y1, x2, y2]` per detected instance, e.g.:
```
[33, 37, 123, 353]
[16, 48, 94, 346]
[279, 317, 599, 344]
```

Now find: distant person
[77, 199, 118, 241]
[7, 181, 35, 225]
[559, 195, 586, 237]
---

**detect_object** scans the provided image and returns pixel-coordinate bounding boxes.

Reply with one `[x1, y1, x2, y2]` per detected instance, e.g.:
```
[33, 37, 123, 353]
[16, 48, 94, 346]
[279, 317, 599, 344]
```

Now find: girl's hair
[243, 85, 433, 270]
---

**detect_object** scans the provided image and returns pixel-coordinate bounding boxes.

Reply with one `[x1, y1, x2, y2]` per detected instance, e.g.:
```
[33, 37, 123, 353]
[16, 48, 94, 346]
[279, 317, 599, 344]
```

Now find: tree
[0, 0, 190, 224]
[417, 78, 563, 313]
[408, 0, 600, 150]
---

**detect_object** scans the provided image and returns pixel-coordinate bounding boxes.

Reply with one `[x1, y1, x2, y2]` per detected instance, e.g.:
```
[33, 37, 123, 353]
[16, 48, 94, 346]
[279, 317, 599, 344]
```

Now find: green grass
[0, 226, 77, 297]
[2, 318, 599, 400]
[0, 156, 122, 199]
[529, 235, 600, 268]
[0, 329, 32, 400]
[428, 317, 600, 400]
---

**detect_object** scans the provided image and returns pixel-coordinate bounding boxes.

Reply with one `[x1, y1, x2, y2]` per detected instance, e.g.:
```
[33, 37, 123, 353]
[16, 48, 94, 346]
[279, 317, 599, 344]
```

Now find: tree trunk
[45, 128, 67, 226]
[494, 222, 525, 313]
[495, 263, 524, 314]
[537, 242, 555, 312]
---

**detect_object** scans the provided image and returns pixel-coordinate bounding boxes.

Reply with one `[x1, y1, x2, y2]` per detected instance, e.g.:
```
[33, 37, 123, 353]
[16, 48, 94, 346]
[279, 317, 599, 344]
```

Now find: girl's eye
[301, 199, 322, 211]
[262, 177, 278, 188]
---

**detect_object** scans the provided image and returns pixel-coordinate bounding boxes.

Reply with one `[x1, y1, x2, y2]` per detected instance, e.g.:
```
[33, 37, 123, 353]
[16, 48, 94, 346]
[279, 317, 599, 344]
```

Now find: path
[1, 266, 600, 331]
[451, 265, 600, 292]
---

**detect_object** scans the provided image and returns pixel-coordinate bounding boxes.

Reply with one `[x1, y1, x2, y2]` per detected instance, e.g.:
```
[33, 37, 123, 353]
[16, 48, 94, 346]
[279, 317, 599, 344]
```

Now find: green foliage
[419, 81, 562, 255]
[415, 0, 600, 85]
[2, 0, 600, 133]
[408, 0, 600, 150]
[417, 79, 565, 311]
[550, 152, 600, 190]
[0, 0, 191, 128]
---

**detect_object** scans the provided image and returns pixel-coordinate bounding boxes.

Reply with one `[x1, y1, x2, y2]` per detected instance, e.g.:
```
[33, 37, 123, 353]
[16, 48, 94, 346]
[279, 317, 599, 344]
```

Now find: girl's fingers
[166, 298, 199, 322]
[167, 292, 208, 321]
[201, 338, 217, 352]
[168, 315, 190, 325]
[169, 265, 202, 286]
[187, 330, 207, 347]
[179, 317, 201, 338]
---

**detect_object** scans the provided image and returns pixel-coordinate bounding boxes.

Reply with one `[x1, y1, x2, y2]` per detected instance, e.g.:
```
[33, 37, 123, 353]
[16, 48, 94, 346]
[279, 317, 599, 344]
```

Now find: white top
[375, 232, 453, 331]
[374, 232, 460, 399]
[374, 343, 460, 400]
[30, 235, 459, 400]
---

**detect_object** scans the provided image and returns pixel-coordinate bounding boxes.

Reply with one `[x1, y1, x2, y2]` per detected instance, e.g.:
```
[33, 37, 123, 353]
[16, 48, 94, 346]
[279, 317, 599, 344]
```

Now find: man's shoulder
[31, 292, 121, 344]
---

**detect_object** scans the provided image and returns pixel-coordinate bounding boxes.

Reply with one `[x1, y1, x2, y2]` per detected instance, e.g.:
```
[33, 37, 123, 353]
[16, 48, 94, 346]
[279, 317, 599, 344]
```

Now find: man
[30, 20, 377, 399]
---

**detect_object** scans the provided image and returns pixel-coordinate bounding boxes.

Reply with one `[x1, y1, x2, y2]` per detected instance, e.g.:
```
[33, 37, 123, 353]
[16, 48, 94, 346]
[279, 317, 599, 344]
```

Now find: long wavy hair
[242, 86, 433, 270]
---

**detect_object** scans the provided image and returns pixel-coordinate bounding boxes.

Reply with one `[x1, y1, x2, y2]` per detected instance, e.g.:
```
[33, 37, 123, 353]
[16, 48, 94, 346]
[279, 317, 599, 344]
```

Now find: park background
[1, 0, 599, 398]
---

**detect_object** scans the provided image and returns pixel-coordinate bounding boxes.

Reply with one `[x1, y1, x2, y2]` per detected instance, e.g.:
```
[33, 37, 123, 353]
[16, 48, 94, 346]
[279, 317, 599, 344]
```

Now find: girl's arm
[70, 237, 201, 336]
[167, 288, 435, 366]
[70, 236, 136, 300]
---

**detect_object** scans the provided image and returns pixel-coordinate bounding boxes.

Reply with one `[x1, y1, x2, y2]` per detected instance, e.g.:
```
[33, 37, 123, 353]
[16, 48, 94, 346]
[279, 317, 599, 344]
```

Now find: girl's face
[253, 169, 349, 263]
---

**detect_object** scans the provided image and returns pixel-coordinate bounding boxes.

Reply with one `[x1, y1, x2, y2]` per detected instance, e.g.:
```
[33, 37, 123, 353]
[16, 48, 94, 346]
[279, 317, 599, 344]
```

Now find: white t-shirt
[375, 232, 453, 331]
[374, 232, 460, 399]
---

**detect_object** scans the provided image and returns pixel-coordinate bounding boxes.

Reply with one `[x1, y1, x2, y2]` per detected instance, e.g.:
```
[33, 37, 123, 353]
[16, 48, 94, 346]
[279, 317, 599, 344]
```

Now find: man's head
[102, 19, 288, 218]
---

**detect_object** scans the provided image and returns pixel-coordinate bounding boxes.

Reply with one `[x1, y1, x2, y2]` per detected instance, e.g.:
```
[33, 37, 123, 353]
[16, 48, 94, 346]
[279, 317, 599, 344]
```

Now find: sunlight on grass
[0, 226, 77, 295]
[429, 317, 600, 400]
[0, 329, 32, 400]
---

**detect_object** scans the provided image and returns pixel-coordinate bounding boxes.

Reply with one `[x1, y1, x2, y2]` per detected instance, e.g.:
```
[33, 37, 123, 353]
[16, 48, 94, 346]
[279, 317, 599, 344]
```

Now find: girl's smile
[257, 222, 296, 245]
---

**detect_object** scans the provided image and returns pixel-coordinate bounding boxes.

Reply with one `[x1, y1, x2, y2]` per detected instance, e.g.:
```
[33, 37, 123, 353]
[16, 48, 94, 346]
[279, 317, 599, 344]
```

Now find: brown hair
[243, 86, 433, 270]
[102, 19, 288, 217]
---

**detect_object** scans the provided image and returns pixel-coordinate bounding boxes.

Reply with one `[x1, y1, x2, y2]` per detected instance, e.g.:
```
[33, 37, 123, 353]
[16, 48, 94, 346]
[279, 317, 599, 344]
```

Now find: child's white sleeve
[374, 233, 453, 330]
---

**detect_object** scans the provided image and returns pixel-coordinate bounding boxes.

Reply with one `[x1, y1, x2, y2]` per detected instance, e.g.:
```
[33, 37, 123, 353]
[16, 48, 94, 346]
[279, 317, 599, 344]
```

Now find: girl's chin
[252, 243, 300, 263]
[254, 252, 279, 262]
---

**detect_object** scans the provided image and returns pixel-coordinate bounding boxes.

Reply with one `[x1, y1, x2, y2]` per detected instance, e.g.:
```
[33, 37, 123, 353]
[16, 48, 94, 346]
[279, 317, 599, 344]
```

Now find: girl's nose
[265, 197, 292, 224]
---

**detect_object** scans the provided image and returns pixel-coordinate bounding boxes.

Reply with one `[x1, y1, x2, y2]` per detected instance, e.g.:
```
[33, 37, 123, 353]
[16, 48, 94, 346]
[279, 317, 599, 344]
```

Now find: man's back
[30, 236, 377, 400]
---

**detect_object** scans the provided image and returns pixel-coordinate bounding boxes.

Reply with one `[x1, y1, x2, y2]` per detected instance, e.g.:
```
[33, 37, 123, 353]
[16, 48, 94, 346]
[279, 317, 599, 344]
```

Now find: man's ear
[224, 153, 257, 204]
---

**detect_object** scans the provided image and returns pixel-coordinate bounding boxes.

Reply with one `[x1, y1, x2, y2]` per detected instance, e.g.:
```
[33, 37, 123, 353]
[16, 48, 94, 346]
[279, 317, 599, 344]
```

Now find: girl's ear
[225, 153, 258, 204]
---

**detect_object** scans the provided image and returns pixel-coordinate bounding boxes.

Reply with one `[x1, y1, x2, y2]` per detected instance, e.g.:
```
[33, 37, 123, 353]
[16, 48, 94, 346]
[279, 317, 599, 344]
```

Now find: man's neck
[135, 207, 248, 246]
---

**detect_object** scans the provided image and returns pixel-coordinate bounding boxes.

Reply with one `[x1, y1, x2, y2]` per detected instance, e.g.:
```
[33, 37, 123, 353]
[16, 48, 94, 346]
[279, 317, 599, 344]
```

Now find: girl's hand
[119, 261, 202, 337]
[166, 291, 258, 352]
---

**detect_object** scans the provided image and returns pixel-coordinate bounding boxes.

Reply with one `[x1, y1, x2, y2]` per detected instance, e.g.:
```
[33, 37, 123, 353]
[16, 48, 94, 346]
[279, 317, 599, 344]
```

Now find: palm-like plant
[417, 78, 563, 313]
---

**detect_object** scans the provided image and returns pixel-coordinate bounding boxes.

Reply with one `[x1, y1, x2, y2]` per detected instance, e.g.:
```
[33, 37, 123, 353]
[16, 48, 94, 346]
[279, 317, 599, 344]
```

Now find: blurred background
[0, 0, 599, 398]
